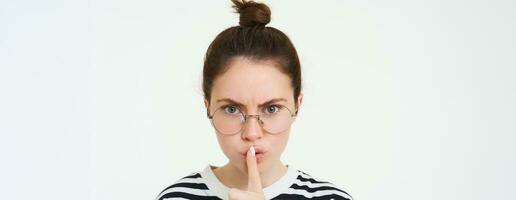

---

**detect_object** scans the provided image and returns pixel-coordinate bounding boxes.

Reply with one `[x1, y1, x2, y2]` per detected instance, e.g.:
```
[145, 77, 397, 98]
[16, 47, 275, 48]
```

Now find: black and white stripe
[273, 171, 353, 200]
[156, 173, 222, 200]
[156, 170, 352, 200]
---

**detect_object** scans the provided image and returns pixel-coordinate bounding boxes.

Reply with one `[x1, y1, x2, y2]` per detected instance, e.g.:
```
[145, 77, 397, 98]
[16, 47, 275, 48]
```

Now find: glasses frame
[207, 104, 298, 135]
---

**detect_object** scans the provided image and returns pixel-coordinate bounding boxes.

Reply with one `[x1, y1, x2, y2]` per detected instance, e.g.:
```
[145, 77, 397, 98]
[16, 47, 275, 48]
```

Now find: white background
[1, 0, 515, 199]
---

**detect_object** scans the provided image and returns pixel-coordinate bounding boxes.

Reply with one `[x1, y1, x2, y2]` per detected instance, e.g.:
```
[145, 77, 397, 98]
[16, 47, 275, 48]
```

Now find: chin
[228, 159, 247, 173]
[229, 157, 266, 173]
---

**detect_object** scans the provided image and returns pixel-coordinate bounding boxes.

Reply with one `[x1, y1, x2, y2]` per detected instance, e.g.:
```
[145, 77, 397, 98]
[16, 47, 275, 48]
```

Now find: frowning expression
[205, 56, 302, 173]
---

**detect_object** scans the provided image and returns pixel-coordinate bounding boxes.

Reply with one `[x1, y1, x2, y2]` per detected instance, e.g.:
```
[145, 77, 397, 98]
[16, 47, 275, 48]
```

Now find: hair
[202, 0, 302, 107]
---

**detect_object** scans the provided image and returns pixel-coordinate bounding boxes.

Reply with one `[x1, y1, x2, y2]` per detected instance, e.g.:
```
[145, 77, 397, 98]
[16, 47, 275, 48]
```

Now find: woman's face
[205, 57, 302, 174]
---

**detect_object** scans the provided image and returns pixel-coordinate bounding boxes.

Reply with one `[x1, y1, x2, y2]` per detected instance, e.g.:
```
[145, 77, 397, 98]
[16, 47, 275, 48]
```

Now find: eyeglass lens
[211, 106, 294, 135]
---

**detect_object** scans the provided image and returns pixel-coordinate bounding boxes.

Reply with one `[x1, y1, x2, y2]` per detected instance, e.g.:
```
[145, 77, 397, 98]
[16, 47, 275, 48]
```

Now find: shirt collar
[200, 164, 298, 199]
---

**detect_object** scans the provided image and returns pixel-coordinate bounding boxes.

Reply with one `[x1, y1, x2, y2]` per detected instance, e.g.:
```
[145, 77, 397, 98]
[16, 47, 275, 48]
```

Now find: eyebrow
[215, 98, 288, 108]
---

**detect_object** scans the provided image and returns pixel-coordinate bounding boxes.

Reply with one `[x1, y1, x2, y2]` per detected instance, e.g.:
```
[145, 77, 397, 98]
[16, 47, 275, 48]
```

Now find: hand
[228, 146, 265, 200]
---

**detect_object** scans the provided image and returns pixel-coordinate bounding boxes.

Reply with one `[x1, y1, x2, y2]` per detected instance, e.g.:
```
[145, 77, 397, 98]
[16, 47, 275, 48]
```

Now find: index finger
[246, 146, 263, 193]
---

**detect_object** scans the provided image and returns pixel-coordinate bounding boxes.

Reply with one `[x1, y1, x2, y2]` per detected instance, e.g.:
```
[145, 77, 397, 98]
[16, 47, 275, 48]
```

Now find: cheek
[269, 132, 291, 156]
[216, 135, 240, 159]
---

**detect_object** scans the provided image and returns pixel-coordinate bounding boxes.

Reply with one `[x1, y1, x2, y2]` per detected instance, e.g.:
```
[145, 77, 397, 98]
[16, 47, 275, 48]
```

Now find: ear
[204, 98, 209, 109]
[204, 98, 210, 117]
[296, 93, 304, 111]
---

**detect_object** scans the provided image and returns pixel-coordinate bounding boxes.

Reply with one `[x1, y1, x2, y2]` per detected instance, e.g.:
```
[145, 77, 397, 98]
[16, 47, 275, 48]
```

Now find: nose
[241, 115, 264, 141]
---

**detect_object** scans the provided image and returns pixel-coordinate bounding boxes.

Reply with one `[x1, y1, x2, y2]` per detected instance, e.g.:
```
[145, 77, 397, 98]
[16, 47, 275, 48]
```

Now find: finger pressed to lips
[226, 146, 265, 199]
[241, 147, 266, 164]
[246, 146, 263, 193]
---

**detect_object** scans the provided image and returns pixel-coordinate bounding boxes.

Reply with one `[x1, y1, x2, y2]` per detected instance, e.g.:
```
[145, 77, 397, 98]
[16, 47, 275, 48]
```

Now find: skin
[203, 56, 303, 199]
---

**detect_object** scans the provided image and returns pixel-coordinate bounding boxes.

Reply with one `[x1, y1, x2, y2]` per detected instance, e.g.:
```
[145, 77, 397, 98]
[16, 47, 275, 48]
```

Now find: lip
[241, 146, 267, 156]
[241, 146, 267, 164]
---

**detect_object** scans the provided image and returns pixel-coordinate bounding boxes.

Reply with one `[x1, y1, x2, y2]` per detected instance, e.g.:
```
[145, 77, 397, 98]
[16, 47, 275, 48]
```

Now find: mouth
[241, 146, 267, 157]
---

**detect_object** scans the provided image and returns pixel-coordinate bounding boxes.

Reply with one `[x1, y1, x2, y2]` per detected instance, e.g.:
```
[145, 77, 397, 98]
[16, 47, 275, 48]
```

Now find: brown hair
[202, 0, 302, 107]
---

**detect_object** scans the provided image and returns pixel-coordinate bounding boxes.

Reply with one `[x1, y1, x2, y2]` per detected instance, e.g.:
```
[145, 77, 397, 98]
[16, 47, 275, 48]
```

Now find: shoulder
[155, 172, 221, 200]
[274, 169, 353, 200]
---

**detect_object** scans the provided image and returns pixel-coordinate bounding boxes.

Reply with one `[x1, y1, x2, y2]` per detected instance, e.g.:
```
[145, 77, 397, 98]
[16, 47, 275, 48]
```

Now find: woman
[156, 0, 353, 199]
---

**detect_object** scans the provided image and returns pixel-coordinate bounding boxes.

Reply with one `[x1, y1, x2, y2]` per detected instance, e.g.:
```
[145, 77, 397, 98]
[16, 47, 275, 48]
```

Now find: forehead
[211, 57, 293, 106]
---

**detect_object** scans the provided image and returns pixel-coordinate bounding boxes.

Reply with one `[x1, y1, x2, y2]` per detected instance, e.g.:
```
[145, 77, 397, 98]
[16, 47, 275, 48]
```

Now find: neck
[213, 161, 288, 190]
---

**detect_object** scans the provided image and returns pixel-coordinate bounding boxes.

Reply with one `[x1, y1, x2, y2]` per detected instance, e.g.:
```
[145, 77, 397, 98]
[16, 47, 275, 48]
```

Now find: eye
[223, 105, 240, 114]
[264, 104, 281, 114]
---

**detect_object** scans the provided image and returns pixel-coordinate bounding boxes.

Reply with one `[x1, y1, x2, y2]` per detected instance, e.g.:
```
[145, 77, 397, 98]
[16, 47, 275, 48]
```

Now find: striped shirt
[156, 165, 353, 200]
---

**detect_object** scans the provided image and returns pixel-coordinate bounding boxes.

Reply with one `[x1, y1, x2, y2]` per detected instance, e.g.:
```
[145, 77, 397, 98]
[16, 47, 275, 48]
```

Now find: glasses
[207, 104, 298, 135]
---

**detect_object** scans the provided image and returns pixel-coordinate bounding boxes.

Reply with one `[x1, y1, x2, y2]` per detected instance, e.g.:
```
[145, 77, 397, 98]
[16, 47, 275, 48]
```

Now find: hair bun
[231, 0, 271, 27]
